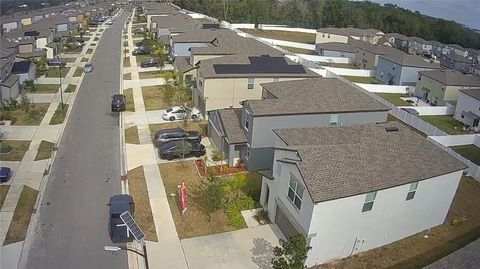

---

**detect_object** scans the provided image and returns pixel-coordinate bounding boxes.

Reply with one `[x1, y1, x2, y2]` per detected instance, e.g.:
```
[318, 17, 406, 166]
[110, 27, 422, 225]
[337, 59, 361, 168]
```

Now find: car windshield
[166, 108, 173, 112]
[86, 64, 92, 68]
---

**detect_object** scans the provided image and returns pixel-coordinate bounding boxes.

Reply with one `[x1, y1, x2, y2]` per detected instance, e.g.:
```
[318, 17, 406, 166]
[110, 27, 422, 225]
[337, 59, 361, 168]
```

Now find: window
[288, 175, 304, 210]
[246, 146, 250, 159]
[247, 77, 254, 89]
[329, 114, 340, 126]
[362, 191, 376, 212]
[418, 76, 421, 81]
[245, 119, 250, 131]
[273, 77, 279, 82]
[322, 33, 325, 38]
[327, 34, 330, 38]
[406, 182, 418, 201]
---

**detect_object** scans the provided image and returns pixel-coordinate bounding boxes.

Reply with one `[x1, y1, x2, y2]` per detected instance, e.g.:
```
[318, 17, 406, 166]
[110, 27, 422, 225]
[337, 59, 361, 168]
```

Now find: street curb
[16, 24, 107, 269]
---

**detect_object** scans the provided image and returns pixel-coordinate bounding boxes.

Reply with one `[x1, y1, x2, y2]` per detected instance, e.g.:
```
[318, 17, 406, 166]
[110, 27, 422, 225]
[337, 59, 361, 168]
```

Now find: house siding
[316, 32, 349, 44]
[375, 57, 436, 86]
[2, 21, 18, 32]
[454, 92, 480, 127]
[1, 79, 20, 101]
[305, 170, 463, 266]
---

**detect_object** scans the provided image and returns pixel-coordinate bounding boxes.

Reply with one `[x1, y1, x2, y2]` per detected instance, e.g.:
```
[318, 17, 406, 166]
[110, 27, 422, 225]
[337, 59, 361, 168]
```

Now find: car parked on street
[84, 63, 93, 73]
[47, 57, 66, 67]
[153, 127, 201, 146]
[111, 94, 126, 112]
[0, 167, 12, 183]
[108, 194, 135, 243]
[158, 140, 206, 160]
[162, 106, 201, 121]
[140, 59, 157, 68]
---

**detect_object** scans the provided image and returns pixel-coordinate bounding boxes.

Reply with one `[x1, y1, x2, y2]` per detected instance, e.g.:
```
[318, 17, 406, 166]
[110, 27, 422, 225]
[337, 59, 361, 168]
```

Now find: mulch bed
[194, 160, 246, 178]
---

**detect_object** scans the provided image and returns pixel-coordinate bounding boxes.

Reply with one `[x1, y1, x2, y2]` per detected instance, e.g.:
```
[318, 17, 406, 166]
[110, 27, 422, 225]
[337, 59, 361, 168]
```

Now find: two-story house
[207, 78, 389, 170]
[0, 46, 20, 101]
[260, 122, 466, 266]
[355, 43, 399, 69]
[195, 55, 318, 116]
[454, 89, 480, 132]
[315, 42, 358, 62]
[441, 52, 477, 74]
[316, 28, 383, 45]
[415, 69, 480, 106]
[375, 50, 440, 85]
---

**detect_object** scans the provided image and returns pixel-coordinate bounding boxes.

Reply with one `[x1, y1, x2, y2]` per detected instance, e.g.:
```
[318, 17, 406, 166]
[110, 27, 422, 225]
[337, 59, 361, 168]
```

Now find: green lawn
[240, 29, 316, 44]
[0, 140, 31, 161]
[34, 140, 55, 161]
[81, 57, 89, 62]
[64, 47, 82, 54]
[3, 104, 49, 125]
[0, 186, 10, 209]
[139, 71, 170, 79]
[49, 104, 69, 125]
[33, 84, 59, 93]
[450, 145, 480, 165]
[3, 186, 38, 245]
[123, 57, 131, 67]
[375, 93, 413, 106]
[420, 116, 469, 135]
[124, 88, 135, 112]
[65, 84, 76, 93]
[278, 46, 316, 55]
[45, 67, 70, 78]
[123, 73, 132, 80]
[132, 34, 144, 39]
[136, 55, 152, 65]
[343, 76, 384, 84]
[73, 67, 84, 77]
[63, 58, 76, 63]
[86, 48, 93, 54]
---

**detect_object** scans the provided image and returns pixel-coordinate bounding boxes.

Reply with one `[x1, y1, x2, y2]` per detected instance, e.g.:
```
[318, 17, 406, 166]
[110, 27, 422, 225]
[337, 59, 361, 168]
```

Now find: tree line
[173, 0, 480, 49]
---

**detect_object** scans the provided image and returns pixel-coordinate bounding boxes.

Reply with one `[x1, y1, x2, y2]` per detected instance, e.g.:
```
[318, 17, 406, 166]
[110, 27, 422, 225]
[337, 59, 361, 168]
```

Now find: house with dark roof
[454, 89, 480, 131]
[259, 122, 466, 266]
[0, 44, 20, 101]
[374, 50, 440, 85]
[415, 69, 480, 106]
[195, 55, 318, 116]
[354, 43, 400, 69]
[440, 51, 478, 74]
[11, 61, 36, 84]
[207, 78, 389, 170]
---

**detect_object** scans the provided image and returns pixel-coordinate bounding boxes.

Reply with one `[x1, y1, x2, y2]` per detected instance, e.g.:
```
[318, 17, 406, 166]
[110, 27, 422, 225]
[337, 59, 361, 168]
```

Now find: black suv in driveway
[108, 194, 135, 243]
[140, 59, 158, 68]
[153, 127, 201, 146]
[111, 94, 126, 112]
[158, 140, 206, 160]
[47, 57, 66, 67]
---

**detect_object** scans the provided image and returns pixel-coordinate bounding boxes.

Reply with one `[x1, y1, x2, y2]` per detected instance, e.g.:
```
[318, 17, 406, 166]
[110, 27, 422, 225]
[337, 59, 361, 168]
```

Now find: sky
[369, 0, 480, 30]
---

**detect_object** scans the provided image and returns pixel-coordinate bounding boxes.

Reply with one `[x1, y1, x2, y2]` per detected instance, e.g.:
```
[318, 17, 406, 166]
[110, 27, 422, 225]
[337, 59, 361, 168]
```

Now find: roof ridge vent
[385, 126, 399, 132]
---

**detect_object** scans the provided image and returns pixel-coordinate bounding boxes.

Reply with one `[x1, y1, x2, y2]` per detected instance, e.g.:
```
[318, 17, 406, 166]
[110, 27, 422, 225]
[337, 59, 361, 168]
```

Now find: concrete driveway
[181, 225, 280, 269]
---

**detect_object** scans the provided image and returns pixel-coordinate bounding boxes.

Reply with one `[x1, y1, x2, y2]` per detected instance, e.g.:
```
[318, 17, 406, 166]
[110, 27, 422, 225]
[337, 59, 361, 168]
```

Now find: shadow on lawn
[251, 237, 275, 269]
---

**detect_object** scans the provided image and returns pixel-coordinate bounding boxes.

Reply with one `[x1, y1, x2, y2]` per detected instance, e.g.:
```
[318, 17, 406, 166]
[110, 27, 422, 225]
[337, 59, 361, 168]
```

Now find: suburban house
[375, 51, 440, 86]
[454, 89, 480, 132]
[441, 52, 478, 74]
[259, 122, 466, 266]
[415, 69, 480, 106]
[0, 42, 21, 101]
[207, 78, 389, 170]
[384, 33, 409, 49]
[195, 55, 318, 116]
[1, 16, 19, 33]
[145, 2, 179, 31]
[175, 36, 282, 85]
[149, 13, 200, 42]
[315, 42, 357, 62]
[11, 61, 36, 84]
[316, 28, 383, 45]
[355, 43, 399, 69]
[407, 37, 431, 55]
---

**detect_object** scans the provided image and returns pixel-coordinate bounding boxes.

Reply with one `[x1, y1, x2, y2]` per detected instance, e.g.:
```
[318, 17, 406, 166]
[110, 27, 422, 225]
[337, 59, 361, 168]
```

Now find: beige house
[316, 28, 384, 45]
[194, 55, 318, 116]
[355, 43, 400, 69]
[415, 69, 480, 106]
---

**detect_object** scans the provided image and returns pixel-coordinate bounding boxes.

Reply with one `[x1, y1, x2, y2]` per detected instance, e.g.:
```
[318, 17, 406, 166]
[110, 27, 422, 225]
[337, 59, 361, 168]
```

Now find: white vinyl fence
[296, 54, 352, 64]
[256, 37, 316, 50]
[322, 66, 375, 77]
[356, 84, 409, 94]
[399, 106, 455, 116]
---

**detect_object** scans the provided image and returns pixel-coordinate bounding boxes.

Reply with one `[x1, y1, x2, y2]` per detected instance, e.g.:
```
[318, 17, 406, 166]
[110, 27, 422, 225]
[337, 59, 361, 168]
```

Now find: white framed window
[244, 118, 250, 131]
[329, 114, 340, 126]
[362, 191, 376, 212]
[246, 146, 250, 159]
[247, 77, 254, 89]
[287, 174, 304, 210]
[406, 182, 418, 201]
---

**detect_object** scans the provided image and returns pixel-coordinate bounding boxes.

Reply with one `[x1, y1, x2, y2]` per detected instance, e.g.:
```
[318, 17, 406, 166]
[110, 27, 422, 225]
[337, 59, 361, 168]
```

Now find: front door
[473, 118, 479, 128]
[351, 237, 365, 256]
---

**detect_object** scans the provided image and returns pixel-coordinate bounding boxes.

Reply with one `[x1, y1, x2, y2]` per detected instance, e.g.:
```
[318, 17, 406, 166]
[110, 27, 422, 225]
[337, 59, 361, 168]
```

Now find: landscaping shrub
[201, 179, 225, 220]
[1, 144, 12, 153]
[225, 196, 254, 228]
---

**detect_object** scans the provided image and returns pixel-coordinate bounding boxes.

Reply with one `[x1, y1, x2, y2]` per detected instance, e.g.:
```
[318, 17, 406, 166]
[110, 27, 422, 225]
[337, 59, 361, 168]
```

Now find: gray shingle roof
[190, 37, 282, 57]
[1, 74, 19, 87]
[174, 56, 194, 72]
[273, 122, 466, 203]
[247, 78, 388, 116]
[316, 42, 357, 53]
[172, 28, 237, 43]
[420, 69, 480, 87]
[217, 108, 247, 144]
[460, 89, 480, 101]
[380, 50, 440, 68]
[198, 55, 318, 78]
[317, 27, 383, 37]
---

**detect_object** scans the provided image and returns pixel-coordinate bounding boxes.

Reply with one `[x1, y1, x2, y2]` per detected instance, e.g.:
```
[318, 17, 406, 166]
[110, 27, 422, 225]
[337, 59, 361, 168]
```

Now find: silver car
[84, 63, 93, 73]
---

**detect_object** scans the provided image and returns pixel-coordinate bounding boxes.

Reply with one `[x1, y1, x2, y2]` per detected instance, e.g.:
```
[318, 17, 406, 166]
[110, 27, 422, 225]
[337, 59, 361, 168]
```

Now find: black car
[47, 57, 66, 67]
[140, 59, 157, 68]
[153, 127, 201, 146]
[111, 94, 126, 112]
[108, 194, 135, 243]
[158, 140, 206, 160]
[132, 48, 148, 55]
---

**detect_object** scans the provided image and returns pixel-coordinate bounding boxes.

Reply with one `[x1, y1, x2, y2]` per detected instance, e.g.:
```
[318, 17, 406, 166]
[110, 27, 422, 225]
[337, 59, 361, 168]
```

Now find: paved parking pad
[181, 225, 280, 269]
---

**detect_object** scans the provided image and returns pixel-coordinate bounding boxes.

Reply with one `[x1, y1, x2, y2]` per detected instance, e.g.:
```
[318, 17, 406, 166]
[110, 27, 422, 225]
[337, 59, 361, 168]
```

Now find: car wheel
[169, 116, 175, 121]
[191, 114, 197, 120]
[166, 154, 174, 161]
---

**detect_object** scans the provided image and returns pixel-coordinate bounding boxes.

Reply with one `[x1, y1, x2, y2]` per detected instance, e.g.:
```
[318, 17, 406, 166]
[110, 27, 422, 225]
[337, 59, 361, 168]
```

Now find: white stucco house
[259, 122, 466, 266]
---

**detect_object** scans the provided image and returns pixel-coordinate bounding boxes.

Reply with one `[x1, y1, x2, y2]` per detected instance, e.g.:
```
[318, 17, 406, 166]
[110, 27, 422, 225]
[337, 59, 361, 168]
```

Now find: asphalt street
[24, 11, 130, 269]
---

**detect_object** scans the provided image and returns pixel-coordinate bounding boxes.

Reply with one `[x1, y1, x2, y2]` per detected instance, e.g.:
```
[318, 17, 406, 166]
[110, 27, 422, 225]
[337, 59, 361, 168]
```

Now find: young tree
[23, 80, 36, 92]
[272, 234, 312, 269]
[176, 139, 192, 166]
[20, 92, 31, 113]
[34, 56, 47, 76]
[201, 179, 225, 221]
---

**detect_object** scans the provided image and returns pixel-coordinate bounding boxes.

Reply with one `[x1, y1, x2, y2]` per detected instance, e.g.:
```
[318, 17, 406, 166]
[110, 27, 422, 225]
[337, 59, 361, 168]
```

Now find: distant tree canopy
[173, 0, 480, 49]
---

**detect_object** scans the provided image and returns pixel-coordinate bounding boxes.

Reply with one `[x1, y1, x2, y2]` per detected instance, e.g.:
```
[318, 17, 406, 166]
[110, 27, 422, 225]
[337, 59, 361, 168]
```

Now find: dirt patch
[123, 57, 131, 67]
[141, 85, 167, 110]
[314, 176, 480, 269]
[124, 88, 135, 112]
[125, 126, 140, 144]
[3, 103, 49, 125]
[0, 140, 31, 161]
[123, 73, 131, 80]
[149, 121, 208, 142]
[34, 140, 54, 161]
[0, 185, 10, 209]
[127, 167, 158, 241]
[241, 29, 316, 44]
[3, 185, 38, 245]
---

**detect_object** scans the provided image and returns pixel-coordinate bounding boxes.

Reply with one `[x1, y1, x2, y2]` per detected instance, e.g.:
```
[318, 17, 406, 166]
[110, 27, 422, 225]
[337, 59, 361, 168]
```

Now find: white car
[84, 63, 93, 73]
[162, 106, 201, 121]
